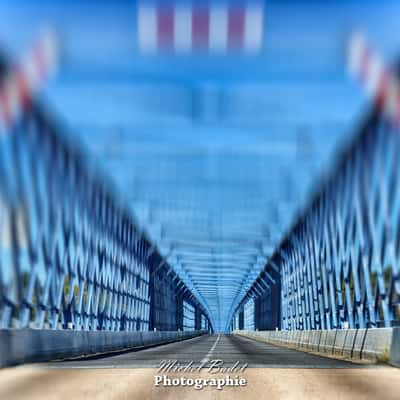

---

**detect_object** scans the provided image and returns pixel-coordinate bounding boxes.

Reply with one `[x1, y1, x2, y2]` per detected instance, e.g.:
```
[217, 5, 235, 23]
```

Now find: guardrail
[234, 329, 400, 366]
[0, 329, 208, 367]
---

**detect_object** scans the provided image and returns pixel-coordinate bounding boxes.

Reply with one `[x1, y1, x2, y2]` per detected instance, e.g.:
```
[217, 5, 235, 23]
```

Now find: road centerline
[201, 334, 221, 364]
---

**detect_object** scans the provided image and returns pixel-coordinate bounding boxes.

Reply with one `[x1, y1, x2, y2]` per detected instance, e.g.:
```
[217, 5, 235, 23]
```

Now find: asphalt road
[46, 334, 366, 369]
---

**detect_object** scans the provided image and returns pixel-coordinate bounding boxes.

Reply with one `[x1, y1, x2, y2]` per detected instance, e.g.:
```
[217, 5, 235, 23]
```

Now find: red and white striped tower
[348, 31, 400, 127]
[138, 3, 264, 54]
[0, 30, 59, 135]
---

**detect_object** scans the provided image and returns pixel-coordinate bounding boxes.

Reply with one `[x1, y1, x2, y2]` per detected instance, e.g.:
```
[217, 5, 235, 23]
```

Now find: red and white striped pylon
[138, 3, 264, 54]
[0, 30, 58, 135]
[348, 31, 400, 127]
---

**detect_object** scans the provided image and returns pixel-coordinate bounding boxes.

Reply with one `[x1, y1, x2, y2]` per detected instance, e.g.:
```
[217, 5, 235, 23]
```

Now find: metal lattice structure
[0, 89, 210, 332]
[233, 108, 400, 331]
[183, 300, 196, 331]
[243, 298, 255, 330]
[282, 112, 400, 330]
[0, 106, 154, 331]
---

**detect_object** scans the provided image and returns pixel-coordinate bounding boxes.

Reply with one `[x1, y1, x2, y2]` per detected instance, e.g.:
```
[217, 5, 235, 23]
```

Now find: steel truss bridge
[0, 0, 400, 370]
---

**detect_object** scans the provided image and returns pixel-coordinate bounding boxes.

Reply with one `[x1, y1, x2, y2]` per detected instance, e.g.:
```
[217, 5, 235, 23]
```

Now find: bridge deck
[47, 334, 363, 369]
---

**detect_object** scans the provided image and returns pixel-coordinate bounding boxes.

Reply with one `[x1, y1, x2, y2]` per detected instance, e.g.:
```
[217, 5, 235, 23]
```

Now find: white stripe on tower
[365, 54, 384, 97]
[23, 56, 41, 95]
[209, 5, 228, 53]
[244, 5, 264, 53]
[174, 6, 192, 52]
[138, 5, 157, 53]
[348, 32, 366, 79]
[22, 30, 57, 96]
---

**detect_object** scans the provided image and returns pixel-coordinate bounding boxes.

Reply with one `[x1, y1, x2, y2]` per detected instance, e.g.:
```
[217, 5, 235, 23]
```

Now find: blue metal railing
[233, 106, 400, 331]
[0, 66, 210, 334]
[0, 103, 153, 331]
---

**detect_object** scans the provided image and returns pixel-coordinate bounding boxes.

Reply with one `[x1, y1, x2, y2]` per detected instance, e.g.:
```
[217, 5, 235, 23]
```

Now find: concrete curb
[234, 328, 400, 366]
[0, 329, 207, 368]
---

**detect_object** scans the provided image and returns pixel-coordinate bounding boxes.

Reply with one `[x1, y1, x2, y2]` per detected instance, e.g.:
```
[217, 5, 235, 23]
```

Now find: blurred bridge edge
[231, 85, 400, 364]
[0, 55, 211, 367]
[234, 328, 400, 366]
[0, 329, 206, 367]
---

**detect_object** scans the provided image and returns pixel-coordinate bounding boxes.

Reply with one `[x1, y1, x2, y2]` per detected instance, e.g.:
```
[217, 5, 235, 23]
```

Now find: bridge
[1, 0, 400, 399]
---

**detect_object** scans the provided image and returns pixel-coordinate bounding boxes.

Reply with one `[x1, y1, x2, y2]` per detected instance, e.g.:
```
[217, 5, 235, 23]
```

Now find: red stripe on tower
[192, 7, 209, 49]
[375, 70, 390, 109]
[157, 6, 174, 49]
[15, 67, 31, 108]
[228, 7, 245, 49]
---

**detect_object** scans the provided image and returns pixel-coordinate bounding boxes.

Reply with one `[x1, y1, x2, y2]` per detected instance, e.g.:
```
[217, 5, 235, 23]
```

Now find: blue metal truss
[0, 70, 211, 332]
[233, 109, 400, 331]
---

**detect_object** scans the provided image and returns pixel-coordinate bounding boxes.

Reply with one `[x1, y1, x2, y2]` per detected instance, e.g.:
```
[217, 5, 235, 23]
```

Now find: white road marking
[201, 334, 220, 364]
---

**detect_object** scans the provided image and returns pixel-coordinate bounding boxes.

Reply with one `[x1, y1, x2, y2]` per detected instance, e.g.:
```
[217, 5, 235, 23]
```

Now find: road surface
[47, 334, 362, 368]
